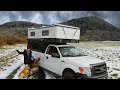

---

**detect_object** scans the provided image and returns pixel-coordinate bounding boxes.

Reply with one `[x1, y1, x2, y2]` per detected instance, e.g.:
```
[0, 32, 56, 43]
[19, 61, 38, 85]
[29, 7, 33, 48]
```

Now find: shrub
[0, 33, 27, 45]
[111, 73, 118, 77]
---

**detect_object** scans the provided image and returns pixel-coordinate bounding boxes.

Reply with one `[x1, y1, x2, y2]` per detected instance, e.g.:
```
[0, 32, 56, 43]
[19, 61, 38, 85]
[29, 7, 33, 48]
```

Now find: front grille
[90, 62, 108, 77]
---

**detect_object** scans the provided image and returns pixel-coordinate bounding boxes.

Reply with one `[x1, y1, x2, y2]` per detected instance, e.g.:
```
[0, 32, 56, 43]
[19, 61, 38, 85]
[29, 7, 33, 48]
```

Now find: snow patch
[0, 55, 24, 79]
[13, 64, 25, 79]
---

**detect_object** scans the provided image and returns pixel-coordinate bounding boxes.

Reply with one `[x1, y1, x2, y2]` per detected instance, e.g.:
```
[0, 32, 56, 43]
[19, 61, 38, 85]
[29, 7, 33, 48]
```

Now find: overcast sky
[0, 11, 120, 27]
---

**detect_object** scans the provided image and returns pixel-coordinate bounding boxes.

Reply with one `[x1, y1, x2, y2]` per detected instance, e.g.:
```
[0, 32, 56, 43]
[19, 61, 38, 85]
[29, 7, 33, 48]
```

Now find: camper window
[42, 30, 49, 36]
[30, 32, 35, 36]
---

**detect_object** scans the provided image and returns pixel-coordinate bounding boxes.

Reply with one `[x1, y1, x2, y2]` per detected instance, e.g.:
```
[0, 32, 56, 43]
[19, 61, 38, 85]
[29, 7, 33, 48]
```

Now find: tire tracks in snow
[6, 65, 22, 79]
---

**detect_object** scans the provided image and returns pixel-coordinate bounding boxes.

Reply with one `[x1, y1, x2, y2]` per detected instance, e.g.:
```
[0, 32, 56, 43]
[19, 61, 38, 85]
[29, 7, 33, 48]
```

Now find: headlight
[79, 67, 92, 76]
[79, 67, 84, 73]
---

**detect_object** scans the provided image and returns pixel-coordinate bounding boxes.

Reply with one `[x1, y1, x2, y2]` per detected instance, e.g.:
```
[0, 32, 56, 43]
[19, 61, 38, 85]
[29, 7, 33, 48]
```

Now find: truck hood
[65, 56, 104, 67]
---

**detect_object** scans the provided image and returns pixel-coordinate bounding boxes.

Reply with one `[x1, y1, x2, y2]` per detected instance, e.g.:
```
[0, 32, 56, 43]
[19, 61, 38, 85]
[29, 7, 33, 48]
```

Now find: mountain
[0, 21, 42, 28]
[62, 16, 120, 41]
[0, 16, 120, 42]
[0, 21, 43, 37]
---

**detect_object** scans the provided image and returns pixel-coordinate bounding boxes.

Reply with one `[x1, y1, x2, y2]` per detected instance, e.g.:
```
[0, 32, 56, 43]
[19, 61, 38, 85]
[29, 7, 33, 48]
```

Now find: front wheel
[62, 71, 77, 79]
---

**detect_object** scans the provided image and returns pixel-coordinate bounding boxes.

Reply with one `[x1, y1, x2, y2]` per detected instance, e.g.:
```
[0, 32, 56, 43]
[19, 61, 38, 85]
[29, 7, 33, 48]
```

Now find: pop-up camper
[27, 24, 80, 52]
[28, 24, 80, 42]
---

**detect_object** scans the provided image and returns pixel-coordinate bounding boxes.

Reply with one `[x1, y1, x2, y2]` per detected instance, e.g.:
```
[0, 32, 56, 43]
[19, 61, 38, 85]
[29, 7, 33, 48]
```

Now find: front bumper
[76, 73, 108, 79]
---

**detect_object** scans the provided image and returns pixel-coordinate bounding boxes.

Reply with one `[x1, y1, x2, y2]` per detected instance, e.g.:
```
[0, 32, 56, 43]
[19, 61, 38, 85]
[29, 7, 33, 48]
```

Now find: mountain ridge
[0, 16, 120, 41]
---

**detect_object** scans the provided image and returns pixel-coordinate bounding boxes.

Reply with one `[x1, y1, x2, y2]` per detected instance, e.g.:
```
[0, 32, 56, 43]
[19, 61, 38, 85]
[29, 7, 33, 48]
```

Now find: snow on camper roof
[28, 24, 80, 30]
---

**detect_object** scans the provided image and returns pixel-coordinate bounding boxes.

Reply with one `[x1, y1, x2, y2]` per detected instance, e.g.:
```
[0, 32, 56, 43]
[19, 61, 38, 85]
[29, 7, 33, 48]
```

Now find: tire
[38, 67, 45, 79]
[62, 71, 77, 79]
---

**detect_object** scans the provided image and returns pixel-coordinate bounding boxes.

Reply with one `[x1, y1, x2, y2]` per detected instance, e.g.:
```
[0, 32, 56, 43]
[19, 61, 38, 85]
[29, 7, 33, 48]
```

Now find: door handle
[61, 60, 65, 62]
[46, 56, 48, 59]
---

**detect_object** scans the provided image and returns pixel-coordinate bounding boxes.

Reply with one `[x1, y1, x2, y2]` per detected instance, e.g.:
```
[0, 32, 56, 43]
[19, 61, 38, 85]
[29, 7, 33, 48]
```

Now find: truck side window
[46, 46, 59, 56]
[46, 46, 51, 54]
[50, 47, 59, 55]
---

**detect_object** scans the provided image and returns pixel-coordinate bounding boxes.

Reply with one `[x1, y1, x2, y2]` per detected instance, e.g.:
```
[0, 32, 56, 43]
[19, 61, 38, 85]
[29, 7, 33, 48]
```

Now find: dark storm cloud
[0, 11, 120, 27]
[7, 11, 20, 21]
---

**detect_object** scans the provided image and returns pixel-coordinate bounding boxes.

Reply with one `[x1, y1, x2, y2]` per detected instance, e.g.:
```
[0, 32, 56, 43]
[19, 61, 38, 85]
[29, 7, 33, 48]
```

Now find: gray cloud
[0, 11, 120, 27]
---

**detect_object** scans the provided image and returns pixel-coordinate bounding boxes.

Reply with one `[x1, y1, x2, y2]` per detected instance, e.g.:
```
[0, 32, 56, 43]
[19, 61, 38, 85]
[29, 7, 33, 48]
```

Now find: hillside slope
[0, 21, 42, 37]
[62, 16, 120, 41]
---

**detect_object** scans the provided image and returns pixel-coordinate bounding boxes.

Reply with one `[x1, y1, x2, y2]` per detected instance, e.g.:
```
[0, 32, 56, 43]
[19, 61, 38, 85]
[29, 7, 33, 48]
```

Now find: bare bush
[0, 33, 27, 45]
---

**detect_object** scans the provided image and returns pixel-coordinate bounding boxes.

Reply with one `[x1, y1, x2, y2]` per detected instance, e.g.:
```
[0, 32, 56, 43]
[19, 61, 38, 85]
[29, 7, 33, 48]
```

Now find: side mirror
[51, 53, 60, 58]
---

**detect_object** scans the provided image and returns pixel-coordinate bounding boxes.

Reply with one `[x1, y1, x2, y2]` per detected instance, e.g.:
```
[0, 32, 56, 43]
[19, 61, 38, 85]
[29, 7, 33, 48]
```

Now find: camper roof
[28, 24, 80, 30]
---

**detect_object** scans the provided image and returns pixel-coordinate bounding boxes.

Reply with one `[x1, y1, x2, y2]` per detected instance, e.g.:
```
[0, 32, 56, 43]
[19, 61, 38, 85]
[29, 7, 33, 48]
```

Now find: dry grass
[0, 33, 27, 46]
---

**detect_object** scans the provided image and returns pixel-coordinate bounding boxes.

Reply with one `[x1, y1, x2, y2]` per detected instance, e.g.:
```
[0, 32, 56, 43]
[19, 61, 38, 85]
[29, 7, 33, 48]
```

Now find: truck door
[44, 46, 61, 74]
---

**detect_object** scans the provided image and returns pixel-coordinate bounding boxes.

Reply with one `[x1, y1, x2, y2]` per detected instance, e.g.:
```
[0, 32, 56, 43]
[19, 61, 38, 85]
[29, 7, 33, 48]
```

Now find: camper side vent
[30, 32, 35, 36]
[42, 30, 49, 36]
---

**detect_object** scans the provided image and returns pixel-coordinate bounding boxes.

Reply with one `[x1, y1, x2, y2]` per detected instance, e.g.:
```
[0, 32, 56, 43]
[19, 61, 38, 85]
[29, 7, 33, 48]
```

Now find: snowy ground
[0, 41, 120, 79]
[0, 44, 26, 79]
[13, 64, 25, 79]
[0, 44, 26, 68]
[0, 55, 24, 79]
[0, 44, 54, 79]
[12, 62, 56, 79]
[73, 41, 120, 79]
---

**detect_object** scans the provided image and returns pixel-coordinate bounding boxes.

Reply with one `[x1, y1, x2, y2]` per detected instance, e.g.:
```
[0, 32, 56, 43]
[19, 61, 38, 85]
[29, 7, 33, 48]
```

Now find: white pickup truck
[27, 24, 108, 79]
[32, 44, 108, 79]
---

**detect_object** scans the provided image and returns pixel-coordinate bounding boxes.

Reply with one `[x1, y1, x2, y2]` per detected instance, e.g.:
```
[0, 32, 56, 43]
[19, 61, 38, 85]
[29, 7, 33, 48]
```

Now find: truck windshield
[59, 46, 85, 57]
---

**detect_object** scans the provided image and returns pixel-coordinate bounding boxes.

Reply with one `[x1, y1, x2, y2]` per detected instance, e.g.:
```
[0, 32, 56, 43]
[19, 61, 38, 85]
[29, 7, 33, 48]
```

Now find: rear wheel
[62, 71, 77, 79]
